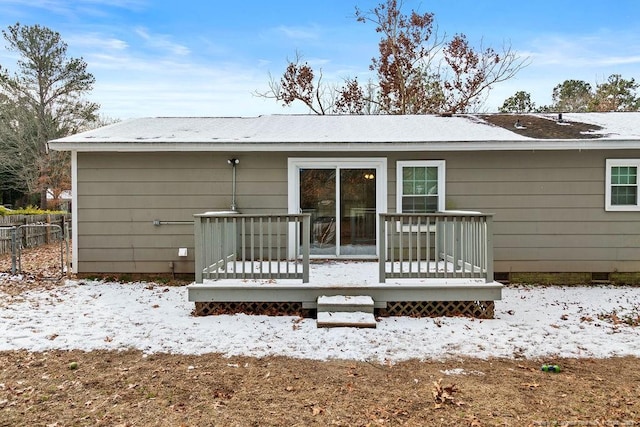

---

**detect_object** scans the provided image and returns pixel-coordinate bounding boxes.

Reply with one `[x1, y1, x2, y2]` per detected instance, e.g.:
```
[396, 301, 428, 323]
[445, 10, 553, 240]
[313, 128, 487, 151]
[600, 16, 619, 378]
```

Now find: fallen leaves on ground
[1, 351, 639, 426]
[2, 245, 640, 425]
[0, 243, 69, 297]
[432, 378, 465, 409]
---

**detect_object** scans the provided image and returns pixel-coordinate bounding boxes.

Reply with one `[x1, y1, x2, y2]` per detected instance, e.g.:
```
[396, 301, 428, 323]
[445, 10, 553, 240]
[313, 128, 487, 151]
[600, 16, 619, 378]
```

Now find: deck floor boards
[188, 261, 502, 308]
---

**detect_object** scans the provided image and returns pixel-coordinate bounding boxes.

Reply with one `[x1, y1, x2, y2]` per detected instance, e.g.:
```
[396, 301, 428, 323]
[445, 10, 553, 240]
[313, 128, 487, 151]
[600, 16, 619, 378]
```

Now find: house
[48, 113, 640, 319]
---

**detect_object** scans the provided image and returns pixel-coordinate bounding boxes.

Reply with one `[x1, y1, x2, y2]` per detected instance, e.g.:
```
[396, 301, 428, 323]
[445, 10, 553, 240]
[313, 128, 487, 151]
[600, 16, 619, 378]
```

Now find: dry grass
[1, 245, 639, 426]
[1, 351, 639, 426]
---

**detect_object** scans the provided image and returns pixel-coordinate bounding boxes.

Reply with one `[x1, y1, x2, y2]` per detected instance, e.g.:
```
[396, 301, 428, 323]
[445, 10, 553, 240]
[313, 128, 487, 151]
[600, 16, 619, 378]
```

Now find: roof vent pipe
[227, 158, 239, 212]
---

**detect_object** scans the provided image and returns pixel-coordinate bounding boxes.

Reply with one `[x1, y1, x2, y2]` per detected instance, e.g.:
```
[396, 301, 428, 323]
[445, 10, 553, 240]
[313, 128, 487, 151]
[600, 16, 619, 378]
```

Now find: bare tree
[355, 0, 444, 114]
[0, 23, 99, 208]
[255, 53, 341, 115]
[258, 0, 528, 115]
[441, 34, 529, 113]
[334, 78, 366, 114]
[0, 95, 41, 198]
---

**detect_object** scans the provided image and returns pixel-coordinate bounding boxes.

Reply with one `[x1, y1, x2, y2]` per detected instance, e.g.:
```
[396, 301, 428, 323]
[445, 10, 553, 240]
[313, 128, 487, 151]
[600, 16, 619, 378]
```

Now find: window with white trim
[606, 159, 640, 211]
[396, 160, 445, 213]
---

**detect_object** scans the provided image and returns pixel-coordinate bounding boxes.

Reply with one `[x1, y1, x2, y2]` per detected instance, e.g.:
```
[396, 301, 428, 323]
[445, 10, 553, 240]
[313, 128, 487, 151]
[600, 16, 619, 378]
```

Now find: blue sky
[1, 0, 639, 119]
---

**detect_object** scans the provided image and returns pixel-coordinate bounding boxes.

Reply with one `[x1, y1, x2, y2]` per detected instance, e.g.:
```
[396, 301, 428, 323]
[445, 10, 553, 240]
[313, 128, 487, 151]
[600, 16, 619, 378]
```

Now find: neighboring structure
[49, 113, 640, 281]
[46, 189, 72, 212]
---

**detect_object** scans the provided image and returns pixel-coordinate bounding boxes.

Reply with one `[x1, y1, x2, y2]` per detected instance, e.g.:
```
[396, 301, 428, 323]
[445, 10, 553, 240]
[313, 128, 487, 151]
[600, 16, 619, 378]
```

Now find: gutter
[48, 139, 640, 153]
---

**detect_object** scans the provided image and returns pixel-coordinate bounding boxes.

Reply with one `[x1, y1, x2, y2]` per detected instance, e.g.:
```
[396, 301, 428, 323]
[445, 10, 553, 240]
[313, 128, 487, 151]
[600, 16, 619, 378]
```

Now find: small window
[606, 159, 640, 211]
[397, 160, 445, 213]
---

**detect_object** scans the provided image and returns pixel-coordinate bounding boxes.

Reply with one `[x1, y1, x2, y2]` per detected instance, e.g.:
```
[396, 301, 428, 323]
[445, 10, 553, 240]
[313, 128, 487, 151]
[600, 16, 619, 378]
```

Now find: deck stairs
[316, 295, 377, 328]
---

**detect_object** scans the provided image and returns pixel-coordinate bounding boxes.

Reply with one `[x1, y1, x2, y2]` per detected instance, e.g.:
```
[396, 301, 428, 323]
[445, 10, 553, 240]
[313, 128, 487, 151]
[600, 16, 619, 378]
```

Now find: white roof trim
[50, 139, 640, 152]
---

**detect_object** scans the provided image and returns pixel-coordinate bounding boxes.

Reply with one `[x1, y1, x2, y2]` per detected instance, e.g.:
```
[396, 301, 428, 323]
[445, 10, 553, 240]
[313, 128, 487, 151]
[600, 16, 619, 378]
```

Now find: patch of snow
[0, 273, 24, 282]
[440, 368, 485, 376]
[317, 295, 374, 305]
[49, 113, 640, 147]
[50, 115, 532, 144]
[0, 280, 639, 362]
[562, 112, 640, 139]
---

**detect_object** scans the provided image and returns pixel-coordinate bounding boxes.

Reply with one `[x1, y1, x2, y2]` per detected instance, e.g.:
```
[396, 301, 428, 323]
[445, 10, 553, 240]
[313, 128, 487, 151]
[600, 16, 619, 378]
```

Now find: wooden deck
[187, 260, 502, 318]
[190, 212, 499, 319]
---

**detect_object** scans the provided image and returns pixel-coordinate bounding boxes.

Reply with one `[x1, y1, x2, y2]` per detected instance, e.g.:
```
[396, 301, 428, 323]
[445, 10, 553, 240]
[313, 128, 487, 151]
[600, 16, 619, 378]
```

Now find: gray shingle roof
[48, 113, 640, 150]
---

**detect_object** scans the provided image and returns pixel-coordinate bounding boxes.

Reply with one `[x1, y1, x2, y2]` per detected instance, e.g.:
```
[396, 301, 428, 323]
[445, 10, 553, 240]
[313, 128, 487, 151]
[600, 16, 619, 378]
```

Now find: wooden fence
[0, 214, 71, 255]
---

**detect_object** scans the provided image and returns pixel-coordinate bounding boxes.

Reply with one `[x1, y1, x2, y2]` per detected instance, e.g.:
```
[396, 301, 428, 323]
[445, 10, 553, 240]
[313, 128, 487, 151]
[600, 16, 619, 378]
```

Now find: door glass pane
[340, 169, 376, 255]
[300, 169, 336, 254]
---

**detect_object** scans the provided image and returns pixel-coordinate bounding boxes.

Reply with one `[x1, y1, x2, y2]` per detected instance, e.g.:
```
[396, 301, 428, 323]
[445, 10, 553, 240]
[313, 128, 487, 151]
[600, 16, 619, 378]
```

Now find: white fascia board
[71, 151, 78, 274]
[48, 139, 640, 152]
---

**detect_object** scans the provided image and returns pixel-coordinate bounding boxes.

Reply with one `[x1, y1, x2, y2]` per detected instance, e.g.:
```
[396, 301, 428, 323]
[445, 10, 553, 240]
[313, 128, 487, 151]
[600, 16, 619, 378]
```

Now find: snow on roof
[562, 112, 640, 139]
[48, 113, 640, 152]
[52, 114, 531, 144]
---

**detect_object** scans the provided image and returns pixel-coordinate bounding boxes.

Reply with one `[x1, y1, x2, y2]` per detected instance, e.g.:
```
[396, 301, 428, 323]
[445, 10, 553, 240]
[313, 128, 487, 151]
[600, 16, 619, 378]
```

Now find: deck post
[302, 214, 310, 283]
[485, 214, 494, 282]
[379, 214, 386, 283]
[194, 215, 203, 284]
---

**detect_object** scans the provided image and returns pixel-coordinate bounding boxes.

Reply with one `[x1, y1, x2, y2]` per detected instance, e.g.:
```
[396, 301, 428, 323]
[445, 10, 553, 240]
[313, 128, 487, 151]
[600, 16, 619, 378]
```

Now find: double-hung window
[606, 159, 640, 211]
[396, 160, 445, 213]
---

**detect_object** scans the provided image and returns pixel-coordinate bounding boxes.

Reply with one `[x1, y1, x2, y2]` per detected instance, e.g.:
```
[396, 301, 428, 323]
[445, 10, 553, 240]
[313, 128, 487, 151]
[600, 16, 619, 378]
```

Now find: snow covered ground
[0, 278, 639, 362]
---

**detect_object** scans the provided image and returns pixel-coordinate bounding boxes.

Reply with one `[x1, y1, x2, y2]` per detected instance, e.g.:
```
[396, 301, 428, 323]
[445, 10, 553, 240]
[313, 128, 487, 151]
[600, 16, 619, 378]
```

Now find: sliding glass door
[300, 169, 337, 254]
[290, 158, 386, 258]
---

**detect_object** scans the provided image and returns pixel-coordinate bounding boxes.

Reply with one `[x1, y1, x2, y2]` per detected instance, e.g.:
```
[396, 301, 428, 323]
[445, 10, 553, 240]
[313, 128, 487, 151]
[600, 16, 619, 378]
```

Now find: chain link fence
[0, 214, 71, 278]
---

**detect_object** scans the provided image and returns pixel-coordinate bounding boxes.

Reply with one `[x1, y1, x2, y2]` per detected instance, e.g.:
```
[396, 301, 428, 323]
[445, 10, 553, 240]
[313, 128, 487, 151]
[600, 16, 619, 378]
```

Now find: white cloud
[597, 55, 640, 67]
[527, 31, 640, 68]
[477, 29, 640, 110]
[134, 26, 190, 56]
[67, 33, 128, 51]
[0, 0, 146, 18]
[274, 25, 320, 41]
[86, 52, 310, 118]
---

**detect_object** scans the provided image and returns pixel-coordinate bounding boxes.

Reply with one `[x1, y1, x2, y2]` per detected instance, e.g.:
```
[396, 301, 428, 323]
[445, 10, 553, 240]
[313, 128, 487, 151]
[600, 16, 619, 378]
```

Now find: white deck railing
[194, 213, 310, 284]
[379, 212, 494, 283]
[194, 211, 493, 285]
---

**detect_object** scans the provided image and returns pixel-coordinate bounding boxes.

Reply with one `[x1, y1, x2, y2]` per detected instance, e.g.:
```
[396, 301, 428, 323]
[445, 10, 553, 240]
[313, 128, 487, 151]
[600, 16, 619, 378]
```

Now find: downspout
[227, 158, 239, 212]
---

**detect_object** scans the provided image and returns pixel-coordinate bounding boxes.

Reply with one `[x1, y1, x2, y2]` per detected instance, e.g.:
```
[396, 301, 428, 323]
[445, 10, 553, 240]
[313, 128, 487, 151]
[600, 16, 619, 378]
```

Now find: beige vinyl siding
[76, 152, 288, 273]
[386, 150, 640, 273]
[76, 149, 640, 274]
[442, 150, 640, 273]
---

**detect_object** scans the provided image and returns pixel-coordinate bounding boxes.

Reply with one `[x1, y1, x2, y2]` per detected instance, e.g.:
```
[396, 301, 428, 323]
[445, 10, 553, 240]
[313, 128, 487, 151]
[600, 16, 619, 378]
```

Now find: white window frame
[605, 159, 640, 212]
[396, 160, 446, 214]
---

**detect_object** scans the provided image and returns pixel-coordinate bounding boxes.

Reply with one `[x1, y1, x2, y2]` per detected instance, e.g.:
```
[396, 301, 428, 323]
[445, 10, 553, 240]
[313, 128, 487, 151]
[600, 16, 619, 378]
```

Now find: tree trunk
[40, 188, 47, 209]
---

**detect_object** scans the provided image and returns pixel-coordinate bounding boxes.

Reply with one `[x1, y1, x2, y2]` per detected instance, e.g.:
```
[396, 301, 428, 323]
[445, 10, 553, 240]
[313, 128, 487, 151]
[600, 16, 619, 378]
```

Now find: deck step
[316, 295, 375, 314]
[316, 311, 377, 328]
[316, 295, 376, 328]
